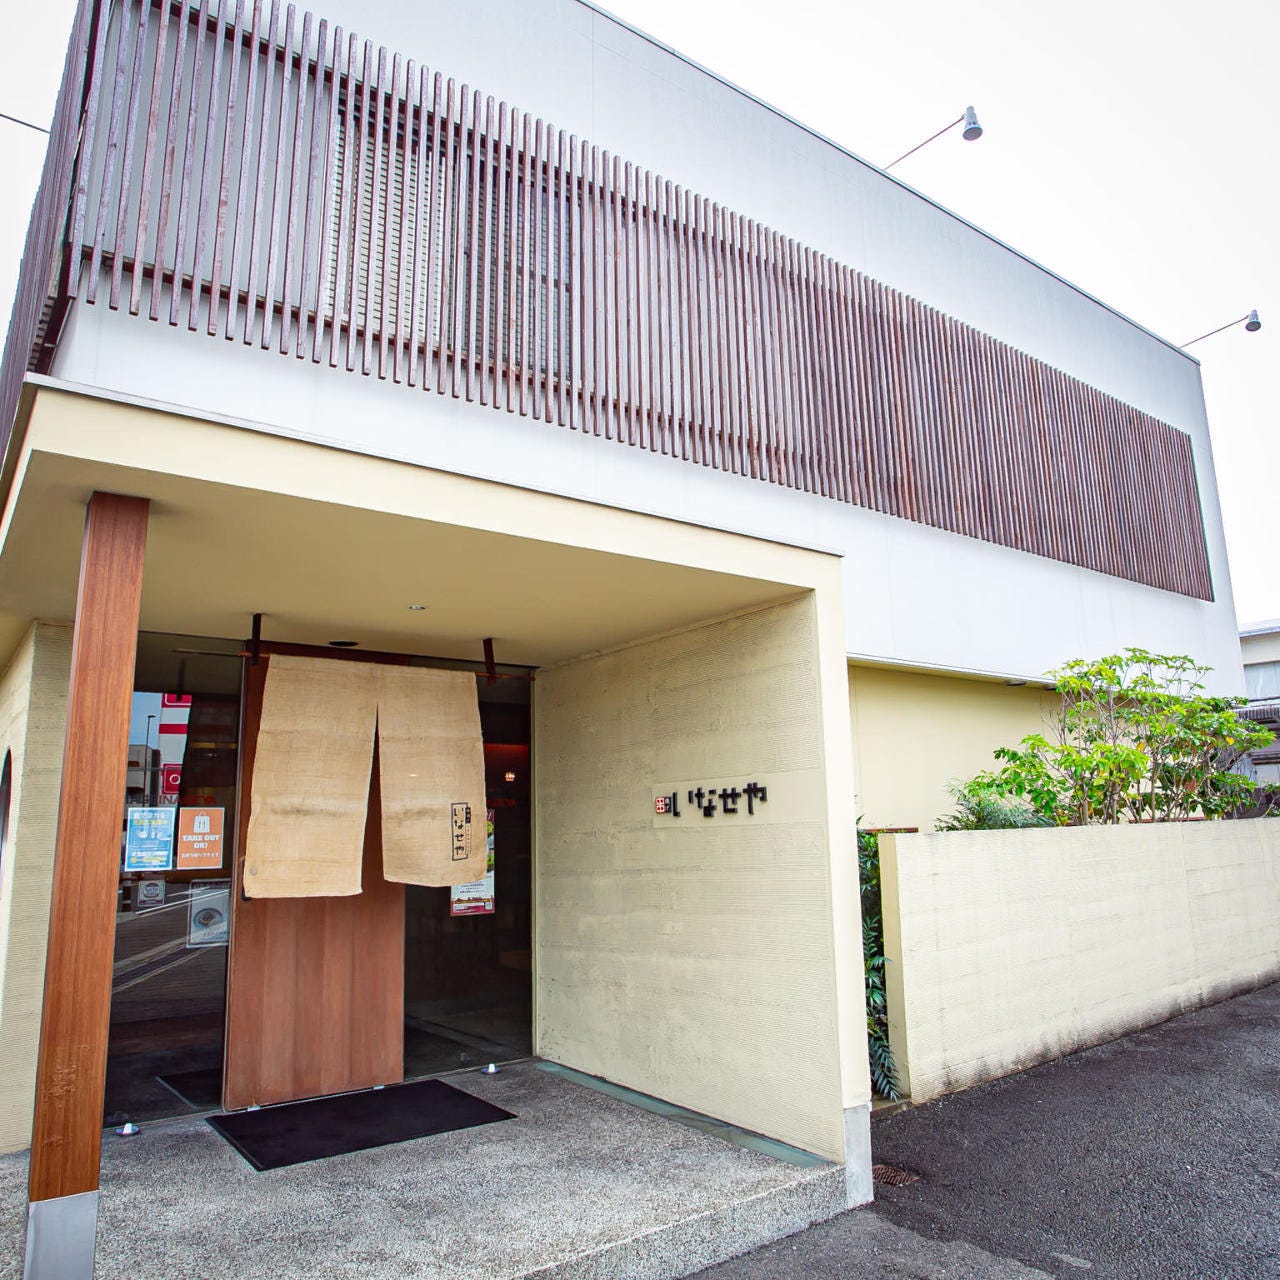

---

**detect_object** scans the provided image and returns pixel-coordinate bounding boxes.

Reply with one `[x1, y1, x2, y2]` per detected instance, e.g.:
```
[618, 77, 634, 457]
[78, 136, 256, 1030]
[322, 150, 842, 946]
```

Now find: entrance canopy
[0, 381, 868, 1189]
[0, 385, 835, 667]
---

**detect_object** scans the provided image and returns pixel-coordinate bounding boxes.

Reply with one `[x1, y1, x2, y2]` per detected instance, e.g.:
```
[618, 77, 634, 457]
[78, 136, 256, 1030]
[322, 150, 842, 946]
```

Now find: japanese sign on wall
[176, 806, 225, 871]
[651, 772, 820, 829]
[187, 879, 231, 947]
[655, 781, 770, 819]
[450, 809, 496, 917]
[124, 806, 176, 871]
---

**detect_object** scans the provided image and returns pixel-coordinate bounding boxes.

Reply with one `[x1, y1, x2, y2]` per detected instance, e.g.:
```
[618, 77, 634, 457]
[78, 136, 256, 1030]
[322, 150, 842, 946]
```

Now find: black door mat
[208, 1077, 514, 1171]
[155, 1067, 224, 1110]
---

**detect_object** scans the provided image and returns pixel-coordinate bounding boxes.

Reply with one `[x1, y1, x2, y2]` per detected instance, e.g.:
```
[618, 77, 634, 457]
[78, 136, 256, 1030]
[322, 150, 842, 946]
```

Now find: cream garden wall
[879, 820, 1280, 1103]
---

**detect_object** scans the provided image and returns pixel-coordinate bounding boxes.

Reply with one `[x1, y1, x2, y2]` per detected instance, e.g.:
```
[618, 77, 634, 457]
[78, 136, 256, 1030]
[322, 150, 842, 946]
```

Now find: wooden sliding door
[223, 654, 405, 1110]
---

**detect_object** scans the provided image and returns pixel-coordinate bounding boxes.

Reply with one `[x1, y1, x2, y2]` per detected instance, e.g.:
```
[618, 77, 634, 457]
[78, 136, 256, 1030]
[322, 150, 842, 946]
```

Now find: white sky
[2, 0, 1275, 626]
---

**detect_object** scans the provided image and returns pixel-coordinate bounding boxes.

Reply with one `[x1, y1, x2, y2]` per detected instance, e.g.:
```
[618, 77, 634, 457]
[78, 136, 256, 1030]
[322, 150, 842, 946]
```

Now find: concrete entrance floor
[0, 1063, 845, 1280]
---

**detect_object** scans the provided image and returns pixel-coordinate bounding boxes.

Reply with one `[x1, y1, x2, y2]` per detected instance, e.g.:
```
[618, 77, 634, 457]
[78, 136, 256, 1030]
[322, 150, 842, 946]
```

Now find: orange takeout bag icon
[177, 807, 224, 871]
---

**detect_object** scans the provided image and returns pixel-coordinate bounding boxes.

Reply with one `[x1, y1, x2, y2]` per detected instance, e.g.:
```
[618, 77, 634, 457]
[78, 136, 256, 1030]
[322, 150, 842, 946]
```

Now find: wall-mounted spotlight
[885, 105, 984, 171]
[1181, 309, 1262, 348]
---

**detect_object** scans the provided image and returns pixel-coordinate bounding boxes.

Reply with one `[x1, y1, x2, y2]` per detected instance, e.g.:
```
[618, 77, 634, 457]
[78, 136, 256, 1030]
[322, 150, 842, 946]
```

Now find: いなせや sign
[651, 771, 824, 829]
[654, 782, 769, 819]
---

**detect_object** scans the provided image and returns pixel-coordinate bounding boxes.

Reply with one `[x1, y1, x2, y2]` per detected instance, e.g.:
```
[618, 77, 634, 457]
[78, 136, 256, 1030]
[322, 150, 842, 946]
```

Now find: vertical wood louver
[30, 0, 1214, 600]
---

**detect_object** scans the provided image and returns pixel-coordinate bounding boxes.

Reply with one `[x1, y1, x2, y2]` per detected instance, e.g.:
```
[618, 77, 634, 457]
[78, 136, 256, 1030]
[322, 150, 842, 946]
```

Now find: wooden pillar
[25, 493, 147, 1276]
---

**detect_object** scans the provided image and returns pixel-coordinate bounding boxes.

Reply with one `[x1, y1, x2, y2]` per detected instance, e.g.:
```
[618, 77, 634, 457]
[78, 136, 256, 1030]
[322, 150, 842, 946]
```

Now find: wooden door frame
[222, 650, 406, 1110]
[222, 639, 536, 1109]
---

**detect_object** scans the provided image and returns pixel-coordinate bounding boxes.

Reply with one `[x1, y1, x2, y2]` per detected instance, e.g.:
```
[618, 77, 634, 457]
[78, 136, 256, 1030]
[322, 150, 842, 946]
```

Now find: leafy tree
[985, 649, 1273, 825]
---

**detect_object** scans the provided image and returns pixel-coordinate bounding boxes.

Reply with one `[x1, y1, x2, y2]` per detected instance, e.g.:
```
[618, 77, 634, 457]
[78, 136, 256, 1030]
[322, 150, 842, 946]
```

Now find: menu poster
[187, 880, 231, 947]
[450, 810, 496, 917]
[124, 807, 175, 872]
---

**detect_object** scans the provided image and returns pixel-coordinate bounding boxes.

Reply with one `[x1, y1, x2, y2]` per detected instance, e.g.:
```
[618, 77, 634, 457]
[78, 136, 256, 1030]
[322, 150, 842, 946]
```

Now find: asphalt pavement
[691, 980, 1280, 1280]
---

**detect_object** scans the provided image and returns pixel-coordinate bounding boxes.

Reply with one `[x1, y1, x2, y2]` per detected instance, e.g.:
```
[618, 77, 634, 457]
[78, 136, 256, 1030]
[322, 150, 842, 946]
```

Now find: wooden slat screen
[50, 0, 1212, 599]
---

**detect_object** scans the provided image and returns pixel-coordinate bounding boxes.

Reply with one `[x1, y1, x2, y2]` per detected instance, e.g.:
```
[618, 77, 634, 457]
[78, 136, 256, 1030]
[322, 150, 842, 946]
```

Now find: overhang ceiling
[0, 445, 808, 668]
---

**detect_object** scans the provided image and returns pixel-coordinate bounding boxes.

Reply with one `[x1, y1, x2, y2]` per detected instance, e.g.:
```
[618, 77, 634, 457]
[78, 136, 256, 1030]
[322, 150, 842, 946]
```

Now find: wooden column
[28, 492, 148, 1204]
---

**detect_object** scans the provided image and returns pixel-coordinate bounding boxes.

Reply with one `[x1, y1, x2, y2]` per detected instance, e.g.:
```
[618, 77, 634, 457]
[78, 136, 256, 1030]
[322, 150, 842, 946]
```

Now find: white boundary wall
[880, 820, 1280, 1102]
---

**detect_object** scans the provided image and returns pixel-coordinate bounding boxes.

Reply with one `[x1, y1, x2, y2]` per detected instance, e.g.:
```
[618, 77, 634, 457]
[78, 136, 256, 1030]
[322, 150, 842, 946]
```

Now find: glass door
[105, 634, 242, 1124]
[403, 677, 533, 1077]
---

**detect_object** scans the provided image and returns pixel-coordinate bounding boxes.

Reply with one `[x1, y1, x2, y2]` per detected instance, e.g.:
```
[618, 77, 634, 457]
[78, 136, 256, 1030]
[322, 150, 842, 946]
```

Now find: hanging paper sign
[450, 810, 495, 916]
[187, 879, 231, 947]
[124, 807, 176, 871]
[176, 807, 225, 871]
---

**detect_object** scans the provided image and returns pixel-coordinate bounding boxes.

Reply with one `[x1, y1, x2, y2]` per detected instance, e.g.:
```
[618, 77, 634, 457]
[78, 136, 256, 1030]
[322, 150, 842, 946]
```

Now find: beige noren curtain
[245, 655, 488, 897]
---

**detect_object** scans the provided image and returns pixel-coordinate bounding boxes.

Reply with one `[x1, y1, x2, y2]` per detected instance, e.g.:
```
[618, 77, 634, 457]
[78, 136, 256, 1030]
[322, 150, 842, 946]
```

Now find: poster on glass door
[450, 810, 495, 916]
[187, 879, 231, 947]
[124, 807, 175, 871]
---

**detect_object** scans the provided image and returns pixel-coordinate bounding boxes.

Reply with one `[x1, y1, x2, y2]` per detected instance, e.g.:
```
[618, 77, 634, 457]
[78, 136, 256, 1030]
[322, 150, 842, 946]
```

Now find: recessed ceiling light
[329, 640, 360, 648]
[407, 604, 427, 611]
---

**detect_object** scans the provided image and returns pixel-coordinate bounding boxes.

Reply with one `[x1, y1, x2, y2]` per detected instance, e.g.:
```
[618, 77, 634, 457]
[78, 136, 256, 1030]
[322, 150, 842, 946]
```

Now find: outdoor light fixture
[1181, 309, 1262, 348]
[885, 105, 984, 171]
[407, 604, 427, 611]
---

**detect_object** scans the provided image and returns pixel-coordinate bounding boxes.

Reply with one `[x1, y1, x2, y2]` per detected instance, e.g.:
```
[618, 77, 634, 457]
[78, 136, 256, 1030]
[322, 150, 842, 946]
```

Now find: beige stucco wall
[0, 621, 72, 1154]
[1242, 630, 1280, 666]
[880, 820, 1280, 1103]
[535, 595, 862, 1161]
[848, 664, 1056, 832]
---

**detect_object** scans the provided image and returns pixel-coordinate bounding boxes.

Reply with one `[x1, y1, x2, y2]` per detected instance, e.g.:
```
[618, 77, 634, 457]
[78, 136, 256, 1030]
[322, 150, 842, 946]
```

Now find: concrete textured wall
[848, 665, 1057, 832]
[534, 596, 849, 1161]
[880, 820, 1280, 1103]
[0, 621, 71, 1154]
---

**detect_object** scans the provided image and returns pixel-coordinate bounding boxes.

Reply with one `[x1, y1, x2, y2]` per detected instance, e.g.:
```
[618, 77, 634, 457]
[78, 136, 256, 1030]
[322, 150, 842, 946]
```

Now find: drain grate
[872, 1163, 921, 1187]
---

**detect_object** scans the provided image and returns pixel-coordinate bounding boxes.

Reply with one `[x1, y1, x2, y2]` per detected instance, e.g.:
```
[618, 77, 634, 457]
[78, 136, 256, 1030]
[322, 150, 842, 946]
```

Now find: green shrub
[858, 828, 899, 1100]
[982, 649, 1272, 825]
[935, 776, 1052, 831]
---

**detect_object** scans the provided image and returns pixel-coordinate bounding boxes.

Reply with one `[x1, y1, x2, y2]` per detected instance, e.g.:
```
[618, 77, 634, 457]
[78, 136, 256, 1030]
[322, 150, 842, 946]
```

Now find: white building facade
[0, 0, 1244, 1274]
